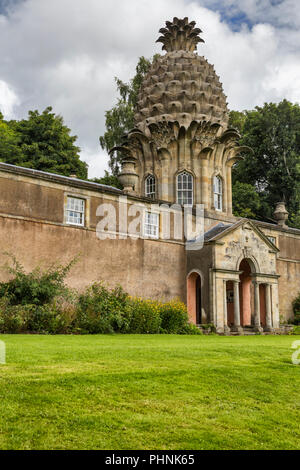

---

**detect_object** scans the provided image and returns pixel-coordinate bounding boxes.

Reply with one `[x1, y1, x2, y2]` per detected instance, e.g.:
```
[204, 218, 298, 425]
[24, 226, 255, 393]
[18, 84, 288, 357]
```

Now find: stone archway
[187, 272, 202, 325]
[238, 258, 267, 329]
[239, 259, 253, 326]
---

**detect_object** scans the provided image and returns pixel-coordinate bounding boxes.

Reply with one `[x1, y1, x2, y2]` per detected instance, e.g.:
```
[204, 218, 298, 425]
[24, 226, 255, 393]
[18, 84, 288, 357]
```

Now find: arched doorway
[187, 272, 202, 325]
[238, 258, 266, 328]
[239, 259, 252, 326]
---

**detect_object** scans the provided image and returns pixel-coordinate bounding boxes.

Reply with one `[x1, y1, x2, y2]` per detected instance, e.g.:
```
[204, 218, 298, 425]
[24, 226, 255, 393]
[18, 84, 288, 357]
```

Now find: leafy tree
[231, 101, 300, 228]
[0, 112, 22, 163]
[229, 110, 247, 134]
[100, 56, 159, 175]
[91, 171, 123, 190]
[232, 181, 261, 219]
[0, 253, 77, 306]
[1, 107, 88, 179]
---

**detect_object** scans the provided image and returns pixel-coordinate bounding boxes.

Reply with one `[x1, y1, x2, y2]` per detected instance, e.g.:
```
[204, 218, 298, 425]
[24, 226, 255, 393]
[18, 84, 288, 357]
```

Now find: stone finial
[118, 156, 139, 194]
[156, 17, 204, 52]
[274, 202, 289, 228]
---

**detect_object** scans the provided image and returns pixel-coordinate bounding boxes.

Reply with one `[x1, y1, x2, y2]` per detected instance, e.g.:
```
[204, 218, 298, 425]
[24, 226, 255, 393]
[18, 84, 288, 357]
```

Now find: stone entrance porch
[187, 219, 281, 334]
[221, 258, 280, 335]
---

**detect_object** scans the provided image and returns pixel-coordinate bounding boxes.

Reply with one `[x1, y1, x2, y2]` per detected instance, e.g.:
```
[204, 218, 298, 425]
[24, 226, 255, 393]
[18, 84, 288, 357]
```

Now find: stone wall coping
[254, 220, 300, 236]
[0, 163, 192, 209]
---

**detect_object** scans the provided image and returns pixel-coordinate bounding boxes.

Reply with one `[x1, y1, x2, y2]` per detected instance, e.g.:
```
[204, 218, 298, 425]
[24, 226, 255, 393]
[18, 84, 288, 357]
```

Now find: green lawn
[0, 334, 299, 450]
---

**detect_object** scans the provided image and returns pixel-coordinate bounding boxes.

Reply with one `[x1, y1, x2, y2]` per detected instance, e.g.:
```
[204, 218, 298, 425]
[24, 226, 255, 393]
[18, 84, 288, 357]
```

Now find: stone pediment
[205, 219, 279, 275]
[205, 219, 279, 253]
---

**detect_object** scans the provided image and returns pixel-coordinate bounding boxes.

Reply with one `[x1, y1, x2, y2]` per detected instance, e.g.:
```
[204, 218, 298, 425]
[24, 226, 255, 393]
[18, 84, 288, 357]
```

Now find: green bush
[292, 293, 300, 325]
[126, 298, 161, 334]
[159, 300, 189, 334]
[0, 298, 25, 333]
[0, 298, 76, 334]
[25, 301, 76, 334]
[74, 287, 196, 335]
[179, 323, 202, 335]
[75, 283, 130, 334]
[0, 256, 201, 335]
[0, 254, 76, 306]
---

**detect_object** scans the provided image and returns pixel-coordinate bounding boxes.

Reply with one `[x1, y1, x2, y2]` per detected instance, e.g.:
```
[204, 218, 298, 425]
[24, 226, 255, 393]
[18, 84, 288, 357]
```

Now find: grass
[0, 334, 299, 450]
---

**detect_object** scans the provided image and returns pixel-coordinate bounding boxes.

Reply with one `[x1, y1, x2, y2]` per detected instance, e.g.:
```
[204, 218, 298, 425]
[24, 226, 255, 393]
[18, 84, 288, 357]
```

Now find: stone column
[253, 281, 263, 333]
[232, 280, 243, 334]
[271, 283, 280, 329]
[223, 280, 230, 335]
[265, 284, 273, 332]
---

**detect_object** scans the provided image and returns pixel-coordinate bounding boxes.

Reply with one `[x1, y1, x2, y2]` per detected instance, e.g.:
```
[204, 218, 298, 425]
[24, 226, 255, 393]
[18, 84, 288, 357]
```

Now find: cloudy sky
[0, 0, 299, 178]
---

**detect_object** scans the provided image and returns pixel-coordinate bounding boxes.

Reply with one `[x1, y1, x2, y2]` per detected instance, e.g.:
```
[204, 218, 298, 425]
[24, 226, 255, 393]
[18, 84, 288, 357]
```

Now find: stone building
[0, 17, 299, 333]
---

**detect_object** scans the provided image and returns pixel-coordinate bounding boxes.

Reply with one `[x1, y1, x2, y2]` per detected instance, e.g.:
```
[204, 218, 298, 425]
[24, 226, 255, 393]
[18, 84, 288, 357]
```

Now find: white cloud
[0, 80, 19, 118]
[0, 0, 299, 177]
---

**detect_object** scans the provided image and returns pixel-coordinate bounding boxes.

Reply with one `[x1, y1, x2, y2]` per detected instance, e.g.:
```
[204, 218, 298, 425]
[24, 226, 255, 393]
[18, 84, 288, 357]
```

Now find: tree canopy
[99, 56, 158, 175]
[0, 107, 88, 179]
[0, 112, 22, 163]
[91, 171, 123, 190]
[230, 100, 300, 228]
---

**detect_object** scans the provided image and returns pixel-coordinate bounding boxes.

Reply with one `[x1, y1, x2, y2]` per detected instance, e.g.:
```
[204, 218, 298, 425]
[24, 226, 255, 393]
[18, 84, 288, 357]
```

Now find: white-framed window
[145, 175, 156, 199]
[213, 176, 223, 211]
[144, 211, 159, 239]
[177, 171, 193, 206]
[65, 196, 85, 226]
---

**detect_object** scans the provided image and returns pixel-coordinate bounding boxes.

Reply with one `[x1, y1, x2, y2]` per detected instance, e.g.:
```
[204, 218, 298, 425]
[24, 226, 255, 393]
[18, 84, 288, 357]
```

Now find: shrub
[0, 298, 76, 334]
[25, 301, 76, 334]
[126, 298, 161, 334]
[179, 322, 202, 335]
[74, 287, 195, 335]
[75, 283, 130, 334]
[0, 256, 202, 336]
[199, 323, 217, 334]
[159, 300, 189, 334]
[291, 325, 300, 335]
[0, 254, 77, 306]
[292, 293, 300, 325]
[0, 298, 26, 333]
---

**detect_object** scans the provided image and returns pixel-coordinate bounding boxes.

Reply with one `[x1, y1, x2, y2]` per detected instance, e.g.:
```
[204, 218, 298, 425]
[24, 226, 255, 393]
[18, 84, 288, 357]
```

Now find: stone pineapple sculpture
[114, 18, 247, 212]
[135, 17, 229, 134]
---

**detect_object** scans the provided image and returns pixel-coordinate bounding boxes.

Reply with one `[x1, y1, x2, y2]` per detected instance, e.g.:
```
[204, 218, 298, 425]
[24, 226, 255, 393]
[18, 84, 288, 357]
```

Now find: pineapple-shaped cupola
[156, 17, 204, 52]
[115, 18, 244, 212]
[134, 17, 229, 133]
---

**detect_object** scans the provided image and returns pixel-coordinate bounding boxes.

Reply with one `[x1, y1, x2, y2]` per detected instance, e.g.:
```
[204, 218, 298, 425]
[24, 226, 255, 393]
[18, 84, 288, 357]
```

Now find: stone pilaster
[223, 280, 230, 335]
[265, 284, 274, 332]
[232, 280, 243, 334]
[253, 281, 263, 333]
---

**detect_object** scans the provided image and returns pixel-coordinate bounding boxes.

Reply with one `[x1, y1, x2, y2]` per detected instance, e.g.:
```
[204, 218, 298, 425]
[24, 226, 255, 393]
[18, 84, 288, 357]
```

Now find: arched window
[145, 175, 156, 199]
[177, 171, 193, 206]
[214, 176, 223, 211]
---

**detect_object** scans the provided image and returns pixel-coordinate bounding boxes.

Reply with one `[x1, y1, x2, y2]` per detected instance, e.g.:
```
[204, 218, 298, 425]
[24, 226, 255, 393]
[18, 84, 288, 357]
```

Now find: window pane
[66, 197, 85, 226]
[177, 172, 193, 206]
[213, 176, 222, 211]
[145, 175, 156, 199]
[144, 212, 159, 239]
